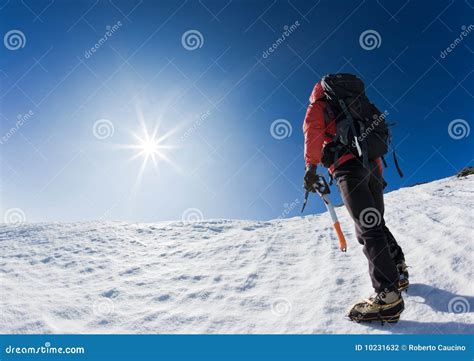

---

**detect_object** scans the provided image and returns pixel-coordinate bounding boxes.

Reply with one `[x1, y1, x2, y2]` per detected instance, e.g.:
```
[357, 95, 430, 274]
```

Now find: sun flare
[131, 129, 164, 169]
[140, 139, 159, 156]
[121, 119, 179, 188]
[137, 135, 160, 160]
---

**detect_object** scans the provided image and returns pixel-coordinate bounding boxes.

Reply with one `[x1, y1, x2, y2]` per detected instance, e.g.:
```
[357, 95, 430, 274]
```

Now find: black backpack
[319, 73, 403, 177]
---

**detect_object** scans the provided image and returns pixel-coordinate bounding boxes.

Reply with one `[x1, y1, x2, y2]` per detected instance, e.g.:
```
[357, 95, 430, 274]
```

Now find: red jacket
[303, 82, 382, 174]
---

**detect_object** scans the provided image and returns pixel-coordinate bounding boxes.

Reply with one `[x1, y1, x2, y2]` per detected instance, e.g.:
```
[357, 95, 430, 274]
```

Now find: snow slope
[1, 175, 473, 334]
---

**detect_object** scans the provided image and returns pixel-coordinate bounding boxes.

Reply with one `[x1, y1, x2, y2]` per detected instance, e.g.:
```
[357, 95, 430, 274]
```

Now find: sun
[137, 135, 160, 160]
[115, 103, 181, 190]
[140, 139, 158, 156]
[130, 128, 164, 169]
[122, 120, 179, 187]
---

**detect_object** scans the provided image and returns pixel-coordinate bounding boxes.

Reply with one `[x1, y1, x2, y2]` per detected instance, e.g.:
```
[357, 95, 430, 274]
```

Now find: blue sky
[1, 0, 473, 223]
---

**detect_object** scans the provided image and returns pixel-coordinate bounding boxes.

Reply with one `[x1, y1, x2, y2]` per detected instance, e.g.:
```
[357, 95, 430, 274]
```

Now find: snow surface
[1, 175, 473, 334]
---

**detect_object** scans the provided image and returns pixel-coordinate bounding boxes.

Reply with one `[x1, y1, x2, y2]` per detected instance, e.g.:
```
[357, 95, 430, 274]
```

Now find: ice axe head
[301, 190, 309, 213]
[312, 175, 330, 195]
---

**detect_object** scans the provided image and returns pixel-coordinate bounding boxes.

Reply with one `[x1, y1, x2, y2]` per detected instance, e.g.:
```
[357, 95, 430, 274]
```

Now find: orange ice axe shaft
[321, 194, 347, 252]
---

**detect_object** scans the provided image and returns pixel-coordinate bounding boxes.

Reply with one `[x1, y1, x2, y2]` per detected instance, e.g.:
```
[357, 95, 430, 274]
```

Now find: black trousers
[334, 159, 405, 292]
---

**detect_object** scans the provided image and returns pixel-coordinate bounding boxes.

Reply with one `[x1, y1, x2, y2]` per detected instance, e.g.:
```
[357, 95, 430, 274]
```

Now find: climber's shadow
[407, 283, 473, 313]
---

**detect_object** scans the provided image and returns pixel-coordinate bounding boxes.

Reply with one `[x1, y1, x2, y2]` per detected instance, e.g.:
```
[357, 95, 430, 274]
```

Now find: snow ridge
[1, 176, 473, 334]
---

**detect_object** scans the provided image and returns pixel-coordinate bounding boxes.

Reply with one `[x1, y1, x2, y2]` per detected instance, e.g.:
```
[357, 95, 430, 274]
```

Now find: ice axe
[301, 175, 347, 252]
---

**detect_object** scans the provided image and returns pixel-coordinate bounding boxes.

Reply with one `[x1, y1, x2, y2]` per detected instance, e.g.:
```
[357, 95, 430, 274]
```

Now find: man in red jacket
[302, 80, 408, 323]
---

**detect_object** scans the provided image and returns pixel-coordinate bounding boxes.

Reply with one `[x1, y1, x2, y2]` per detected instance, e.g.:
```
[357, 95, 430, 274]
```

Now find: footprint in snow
[40, 256, 54, 264]
[237, 273, 258, 292]
[153, 294, 171, 302]
[119, 267, 141, 276]
[101, 289, 119, 298]
[80, 267, 94, 274]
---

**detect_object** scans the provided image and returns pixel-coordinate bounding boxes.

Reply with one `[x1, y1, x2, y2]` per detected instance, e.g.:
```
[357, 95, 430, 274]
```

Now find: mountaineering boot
[397, 261, 409, 292]
[347, 290, 404, 324]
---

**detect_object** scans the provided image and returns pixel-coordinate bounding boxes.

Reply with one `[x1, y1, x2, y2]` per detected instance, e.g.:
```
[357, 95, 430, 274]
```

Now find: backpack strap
[357, 119, 369, 169]
[338, 99, 370, 169]
[328, 171, 334, 185]
[323, 103, 336, 125]
[338, 100, 359, 150]
[322, 103, 337, 141]
[393, 150, 404, 177]
[333, 146, 341, 169]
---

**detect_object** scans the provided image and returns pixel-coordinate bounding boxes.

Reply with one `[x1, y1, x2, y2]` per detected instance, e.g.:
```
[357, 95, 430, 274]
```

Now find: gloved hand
[304, 165, 318, 192]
